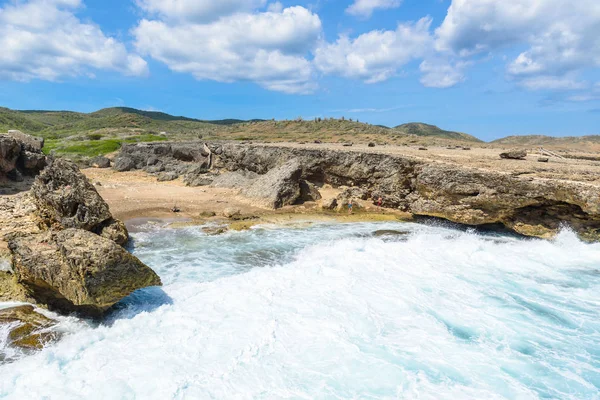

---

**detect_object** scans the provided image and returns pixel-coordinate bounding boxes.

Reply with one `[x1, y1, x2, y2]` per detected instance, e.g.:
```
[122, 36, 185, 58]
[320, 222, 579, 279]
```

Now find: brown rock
[9, 229, 162, 318]
[500, 149, 527, 160]
[0, 305, 59, 350]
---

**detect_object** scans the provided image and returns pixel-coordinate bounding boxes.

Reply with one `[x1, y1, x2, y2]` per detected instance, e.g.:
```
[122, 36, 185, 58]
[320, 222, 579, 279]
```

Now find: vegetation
[0, 106, 485, 159]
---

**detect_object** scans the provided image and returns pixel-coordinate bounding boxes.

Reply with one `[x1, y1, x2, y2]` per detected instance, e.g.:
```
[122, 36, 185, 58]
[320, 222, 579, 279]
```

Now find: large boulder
[31, 158, 128, 244]
[242, 159, 303, 208]
[9, 229, 162, 318]
[0, 136, 21, 176]
[7, 130, 44, 153]
[500, 149, 527, 160]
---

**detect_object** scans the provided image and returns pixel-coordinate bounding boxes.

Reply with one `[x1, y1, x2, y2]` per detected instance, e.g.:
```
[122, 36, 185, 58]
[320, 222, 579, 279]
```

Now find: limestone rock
[0, 305, 59, 350]
[0, 136, 21, 175]
[222, 207, 241, 219]
[299, 180, 322, 202]
[7, 130, 44, 153]
[9, 229, 162, 317]
[32, 158, 111, 231]
[157, 171, 179, 182]
[242, 159, 302, 208]
[500, 149, 527, 160]
[210, 171, 257, 189]
[19, 151, 47, 174]
[320, 198, 338, 210]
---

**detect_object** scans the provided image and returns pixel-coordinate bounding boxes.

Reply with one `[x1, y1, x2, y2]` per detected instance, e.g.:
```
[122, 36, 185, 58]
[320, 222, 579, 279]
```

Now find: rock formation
[500, 149, 527, 160]
[10, 229, 161, 317]
[0, 305, 59, 350]
[0, 130, 46, 181]
[1, 157, 161, 318]
[114, 142, 600, 241]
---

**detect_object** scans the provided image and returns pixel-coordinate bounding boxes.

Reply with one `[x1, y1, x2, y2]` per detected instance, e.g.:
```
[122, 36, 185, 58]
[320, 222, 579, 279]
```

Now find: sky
[0, 0, 599, 140]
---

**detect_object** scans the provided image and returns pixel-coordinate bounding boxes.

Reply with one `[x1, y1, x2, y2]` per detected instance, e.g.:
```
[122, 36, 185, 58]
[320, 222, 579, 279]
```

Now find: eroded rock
[242, 159, 303, 208]
[0, 305, 59, 350]
[9, 229, 161, 318]
[500, 149, 527, 160]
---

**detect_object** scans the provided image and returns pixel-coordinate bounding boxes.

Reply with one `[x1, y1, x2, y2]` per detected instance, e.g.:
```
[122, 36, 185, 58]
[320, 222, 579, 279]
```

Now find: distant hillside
[0, 106, 485, 159]
[394, 123, 482, 142]
[491, 134, 600, 152]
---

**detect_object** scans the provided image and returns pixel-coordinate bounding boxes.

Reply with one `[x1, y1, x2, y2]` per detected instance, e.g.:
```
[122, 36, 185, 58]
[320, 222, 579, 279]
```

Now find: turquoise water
[1, 221, 599, 399]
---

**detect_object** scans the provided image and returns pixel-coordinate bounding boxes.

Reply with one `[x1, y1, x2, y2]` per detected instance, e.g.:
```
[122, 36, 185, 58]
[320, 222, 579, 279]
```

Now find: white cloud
[435, 0, 600, 91]
[314, 17, 433, 83]
[134, 6, 321, 94]
[136, 0, 267, 22]
[419, 59, 467, 88]
[346, 0, 402, 18]
[0, 0, 147, 81]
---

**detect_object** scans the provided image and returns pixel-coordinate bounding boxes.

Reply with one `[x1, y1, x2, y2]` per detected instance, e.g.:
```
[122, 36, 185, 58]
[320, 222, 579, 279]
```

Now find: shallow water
[1, 221, 599, 399]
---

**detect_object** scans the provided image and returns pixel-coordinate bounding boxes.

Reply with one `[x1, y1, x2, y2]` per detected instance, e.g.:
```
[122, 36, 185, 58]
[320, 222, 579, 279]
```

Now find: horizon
[0, 0, 599, 140]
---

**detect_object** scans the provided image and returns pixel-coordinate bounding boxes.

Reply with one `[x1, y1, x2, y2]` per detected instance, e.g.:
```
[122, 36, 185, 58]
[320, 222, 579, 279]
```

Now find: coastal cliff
[115, 142, 600, 241]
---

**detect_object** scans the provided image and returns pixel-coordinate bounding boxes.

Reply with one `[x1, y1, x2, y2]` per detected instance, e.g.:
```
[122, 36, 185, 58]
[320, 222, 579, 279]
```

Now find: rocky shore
[114, 141, 600, 241]
[0, 131, 161, 351]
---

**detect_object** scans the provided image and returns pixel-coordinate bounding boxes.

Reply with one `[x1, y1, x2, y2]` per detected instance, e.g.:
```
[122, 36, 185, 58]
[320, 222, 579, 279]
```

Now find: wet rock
[500, 149, 527, 160]
[9, 229, 162, 318]
[299, 180, 322, 202]
[0, 305, 59, 350]
[242, 159, 303, 208]
[373, 230, 410, 238]
[90, 156, 111, 169]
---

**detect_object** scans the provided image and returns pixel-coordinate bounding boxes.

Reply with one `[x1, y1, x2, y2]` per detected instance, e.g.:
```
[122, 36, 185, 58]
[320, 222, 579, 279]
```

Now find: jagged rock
[0, 136, 21, 175]
[0, 305, 59, 350]
[299, 180, 322, 202]
[90, 156, 111, 169]
[144, 164, 165, 174]
[242, 159, 303, 208]
[7, 130, 44, 153]
[184, 174, 214, 187]
[113, 156, 136, 172]
[500, 149, 527, 160]
[9, 229, 161, 317]
[33, 159, 110, 229]
[96, 218, 129, 246]
[19, 151, 46, 173]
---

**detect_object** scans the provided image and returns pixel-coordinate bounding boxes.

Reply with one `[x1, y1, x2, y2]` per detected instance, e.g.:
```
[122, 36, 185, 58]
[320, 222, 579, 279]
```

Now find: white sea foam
[0, 223, 599, 399]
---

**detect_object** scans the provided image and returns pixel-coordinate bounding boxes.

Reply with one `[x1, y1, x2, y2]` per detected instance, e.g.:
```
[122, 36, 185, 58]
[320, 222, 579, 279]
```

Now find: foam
[1, 223, 599, 399]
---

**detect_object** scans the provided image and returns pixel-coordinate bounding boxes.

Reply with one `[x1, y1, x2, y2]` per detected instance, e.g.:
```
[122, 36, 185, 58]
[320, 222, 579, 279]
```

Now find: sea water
[0, 221, 599, 399]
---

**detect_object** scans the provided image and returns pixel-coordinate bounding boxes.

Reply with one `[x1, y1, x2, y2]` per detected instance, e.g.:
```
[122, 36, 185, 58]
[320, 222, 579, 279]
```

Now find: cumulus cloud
[136, 0, 267, 22]
[435, 0, 600, 91]
[346, 0, 402, 18]
[419, 59, 467, 88]
[0, 0, 147, 81]
[134, 5, 321, 94]
[314, 17, 433, 83]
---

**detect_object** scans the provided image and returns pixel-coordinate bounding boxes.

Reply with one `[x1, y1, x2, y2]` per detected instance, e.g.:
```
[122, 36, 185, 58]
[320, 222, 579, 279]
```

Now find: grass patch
[42, 134, 168, 158]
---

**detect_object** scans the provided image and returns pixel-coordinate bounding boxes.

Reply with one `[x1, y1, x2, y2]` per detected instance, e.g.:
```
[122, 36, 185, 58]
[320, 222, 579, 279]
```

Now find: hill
[394, 123, 482, 142]
[491, 135, 600, 152]
[0, 106, 483, 159]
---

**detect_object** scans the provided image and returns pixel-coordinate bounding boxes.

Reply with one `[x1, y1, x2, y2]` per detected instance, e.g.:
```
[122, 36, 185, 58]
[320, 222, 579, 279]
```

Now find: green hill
[394, 123, 482, 142]
[0, 106, 484, 159]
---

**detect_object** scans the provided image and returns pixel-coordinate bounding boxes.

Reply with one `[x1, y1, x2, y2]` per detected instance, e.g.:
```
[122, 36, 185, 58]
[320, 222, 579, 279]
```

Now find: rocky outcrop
[1, 158, 161, 318]
[116, 142, 600, 240]
[0, 131, 46, 181]
[9, 229, 161, 318]
[241, 159, 303, 208]
[32, 158, 128, 245]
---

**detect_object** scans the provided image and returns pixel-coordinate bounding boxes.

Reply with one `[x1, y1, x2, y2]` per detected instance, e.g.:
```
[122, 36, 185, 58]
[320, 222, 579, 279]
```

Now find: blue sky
[0, 0, 599, 140]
